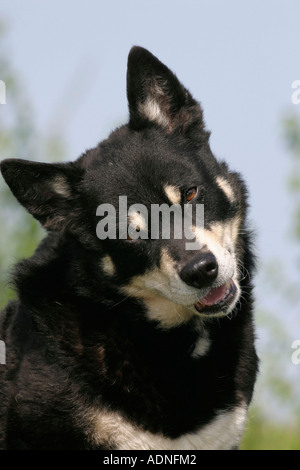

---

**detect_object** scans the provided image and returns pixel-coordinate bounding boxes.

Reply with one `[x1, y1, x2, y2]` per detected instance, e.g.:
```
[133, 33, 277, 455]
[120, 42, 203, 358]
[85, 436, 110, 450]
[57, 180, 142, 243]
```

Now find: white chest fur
[87, 403, 247, 450]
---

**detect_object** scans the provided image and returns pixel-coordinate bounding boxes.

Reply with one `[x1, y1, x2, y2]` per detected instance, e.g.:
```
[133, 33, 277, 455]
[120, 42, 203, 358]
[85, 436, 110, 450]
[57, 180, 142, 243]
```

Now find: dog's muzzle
[179, 252, 237, 313]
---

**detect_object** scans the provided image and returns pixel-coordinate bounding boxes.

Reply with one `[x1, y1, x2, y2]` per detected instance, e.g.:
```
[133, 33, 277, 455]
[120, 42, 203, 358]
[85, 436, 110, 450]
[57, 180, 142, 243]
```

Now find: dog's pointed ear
[0, 159, 84, 231]
[127, 46, 208, 138]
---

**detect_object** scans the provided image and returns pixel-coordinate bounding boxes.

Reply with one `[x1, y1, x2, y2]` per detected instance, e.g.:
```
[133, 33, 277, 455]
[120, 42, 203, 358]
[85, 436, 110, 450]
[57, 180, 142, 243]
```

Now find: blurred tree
[284, 113, 300, 238]
[0, 19, 65, 309]
[242, 112, 300, 450]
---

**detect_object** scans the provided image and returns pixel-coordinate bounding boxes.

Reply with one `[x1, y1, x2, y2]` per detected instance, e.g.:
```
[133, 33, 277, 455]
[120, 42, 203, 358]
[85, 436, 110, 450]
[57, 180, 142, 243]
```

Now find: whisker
[236, 260, 251, 283]
[104, 295, 132, 312]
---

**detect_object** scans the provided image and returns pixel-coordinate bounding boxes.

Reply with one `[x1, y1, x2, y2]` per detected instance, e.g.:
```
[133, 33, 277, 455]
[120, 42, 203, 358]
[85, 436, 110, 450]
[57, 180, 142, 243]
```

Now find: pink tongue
[200, 283, 227, 306]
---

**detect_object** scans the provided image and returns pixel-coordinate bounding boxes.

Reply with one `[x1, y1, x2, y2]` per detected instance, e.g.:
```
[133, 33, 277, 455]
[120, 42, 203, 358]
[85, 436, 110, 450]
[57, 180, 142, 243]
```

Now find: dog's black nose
[180, 253, 218, 288]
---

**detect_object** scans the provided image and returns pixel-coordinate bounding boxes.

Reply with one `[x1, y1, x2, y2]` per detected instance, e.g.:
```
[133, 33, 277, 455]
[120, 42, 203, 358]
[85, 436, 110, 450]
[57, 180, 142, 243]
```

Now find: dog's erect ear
[127, 46, 207, 137]
[0, 159, 84, 231]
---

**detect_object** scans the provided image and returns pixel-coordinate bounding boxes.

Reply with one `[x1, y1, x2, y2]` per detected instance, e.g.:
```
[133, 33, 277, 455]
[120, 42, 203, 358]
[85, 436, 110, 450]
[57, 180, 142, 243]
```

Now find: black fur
[0, 47, 258, 450]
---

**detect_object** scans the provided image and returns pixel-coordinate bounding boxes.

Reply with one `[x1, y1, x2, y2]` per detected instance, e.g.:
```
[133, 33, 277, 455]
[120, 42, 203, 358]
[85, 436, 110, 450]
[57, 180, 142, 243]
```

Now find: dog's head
[1, 47, 250, 328]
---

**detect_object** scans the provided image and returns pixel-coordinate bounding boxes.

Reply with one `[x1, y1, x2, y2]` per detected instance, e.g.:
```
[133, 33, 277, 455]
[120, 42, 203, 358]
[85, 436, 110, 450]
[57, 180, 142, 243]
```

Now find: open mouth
[194, 279, 237, 314]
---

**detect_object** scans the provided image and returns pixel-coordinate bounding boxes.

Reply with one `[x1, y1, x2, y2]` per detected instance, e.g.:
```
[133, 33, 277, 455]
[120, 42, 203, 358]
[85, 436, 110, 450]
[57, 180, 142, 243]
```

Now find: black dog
[0, 47, 258, 450]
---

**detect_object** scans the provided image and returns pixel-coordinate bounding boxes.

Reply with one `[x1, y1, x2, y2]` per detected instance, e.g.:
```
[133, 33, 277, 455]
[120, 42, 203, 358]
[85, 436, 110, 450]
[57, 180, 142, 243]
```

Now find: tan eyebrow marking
[164, 185, 181, 205]
[216, 176, 235, 203]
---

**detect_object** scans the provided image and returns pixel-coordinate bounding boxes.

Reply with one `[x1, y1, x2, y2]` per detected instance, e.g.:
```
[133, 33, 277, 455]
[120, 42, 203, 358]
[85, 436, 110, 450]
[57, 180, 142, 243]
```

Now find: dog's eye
[185, 187, 198, 202]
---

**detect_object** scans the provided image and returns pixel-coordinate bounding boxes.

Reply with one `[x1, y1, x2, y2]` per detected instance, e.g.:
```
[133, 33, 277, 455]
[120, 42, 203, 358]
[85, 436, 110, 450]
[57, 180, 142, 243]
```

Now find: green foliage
[283, 113, 300, 239]
[0, 21, 64, 309]
[244, 112, 300, 450]
[242, 406, 300, 450]
[283, 114, 300, 158]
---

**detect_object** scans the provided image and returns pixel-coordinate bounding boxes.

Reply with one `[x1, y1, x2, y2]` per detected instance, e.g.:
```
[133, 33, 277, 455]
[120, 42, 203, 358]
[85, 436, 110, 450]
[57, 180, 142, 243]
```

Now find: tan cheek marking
[164, 185, 181, 205]
[119, 249, 176, 299]
[160, 248, 177, 275]
[192, 225, 222, 248]
[142, 297, 194, 329]
[229, 216, 242, 246]
[101, 255, 116, 276]
[121, 277, 194, 329]
[216, 176, 235, 203]
[206, 215, 242, 249]
[120, 249, 195, 328]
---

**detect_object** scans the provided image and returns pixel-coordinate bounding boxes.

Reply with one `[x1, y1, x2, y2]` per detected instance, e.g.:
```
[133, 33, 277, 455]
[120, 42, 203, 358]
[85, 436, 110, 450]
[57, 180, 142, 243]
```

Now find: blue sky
[1, 0, 300, 419]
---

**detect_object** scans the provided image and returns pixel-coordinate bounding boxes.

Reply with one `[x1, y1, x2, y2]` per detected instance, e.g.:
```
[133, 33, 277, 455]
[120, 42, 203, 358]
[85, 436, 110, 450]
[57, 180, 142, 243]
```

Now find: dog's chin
[192, 279, 239, 318]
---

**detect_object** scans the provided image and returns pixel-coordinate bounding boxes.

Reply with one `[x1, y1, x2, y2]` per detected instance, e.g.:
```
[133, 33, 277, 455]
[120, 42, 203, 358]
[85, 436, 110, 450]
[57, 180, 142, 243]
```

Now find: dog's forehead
[81, 126, 240, 219]
[84, 129, 215, 197]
